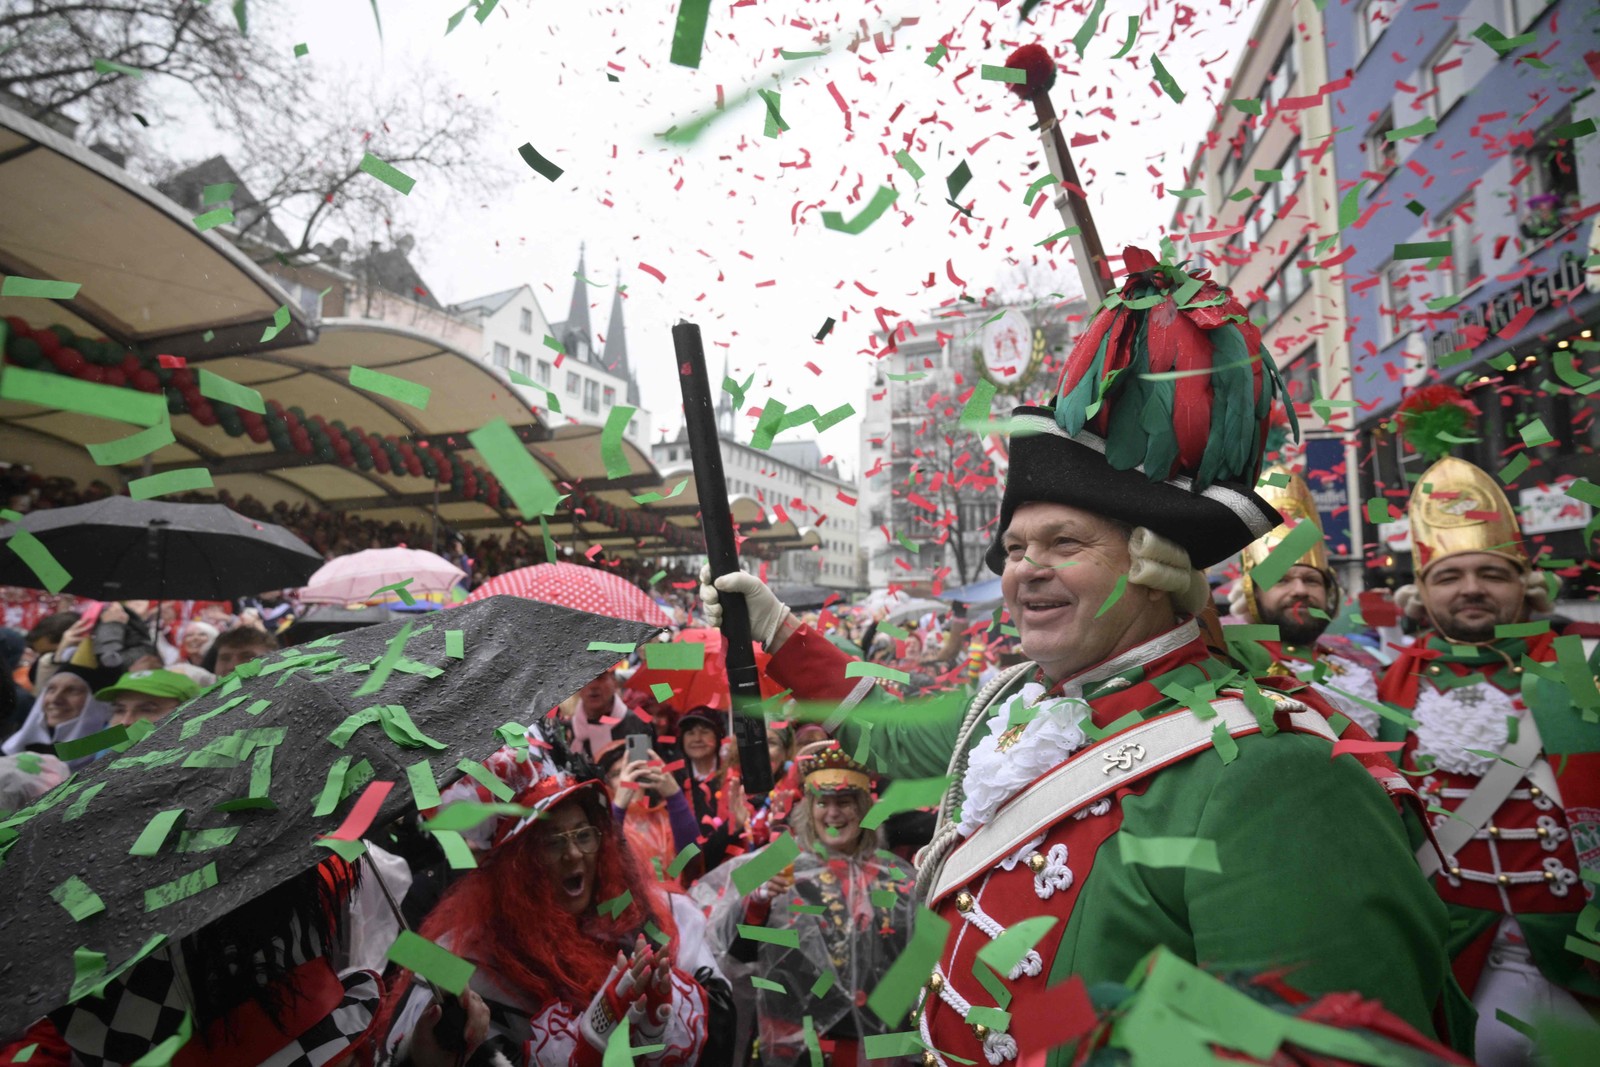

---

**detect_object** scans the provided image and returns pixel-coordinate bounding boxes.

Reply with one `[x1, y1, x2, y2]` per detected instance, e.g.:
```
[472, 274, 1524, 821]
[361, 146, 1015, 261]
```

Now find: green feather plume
[1055, 308, 1121, 437]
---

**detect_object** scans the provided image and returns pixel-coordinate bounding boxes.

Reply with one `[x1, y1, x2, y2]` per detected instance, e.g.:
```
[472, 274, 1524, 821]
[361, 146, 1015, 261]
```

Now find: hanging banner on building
[1519, 476, 1594, 535]
[1301, 437, 1352, 556]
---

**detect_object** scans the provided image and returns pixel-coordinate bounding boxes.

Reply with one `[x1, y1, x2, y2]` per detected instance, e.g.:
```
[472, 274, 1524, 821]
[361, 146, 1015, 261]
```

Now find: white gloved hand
[698, 563, 792, 646]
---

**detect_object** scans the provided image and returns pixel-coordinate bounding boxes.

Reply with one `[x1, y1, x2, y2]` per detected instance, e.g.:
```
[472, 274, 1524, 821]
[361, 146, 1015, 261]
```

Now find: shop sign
[1302, 437, 1352, 555]
[1519, 476, 1594, 535]
[1426, 251, 1587, 363]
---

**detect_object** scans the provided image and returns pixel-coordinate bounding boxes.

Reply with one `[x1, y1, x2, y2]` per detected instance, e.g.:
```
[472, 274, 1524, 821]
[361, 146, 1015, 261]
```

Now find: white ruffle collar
[1413, 681, 1517, 777]
[956, 620, 1201, 836]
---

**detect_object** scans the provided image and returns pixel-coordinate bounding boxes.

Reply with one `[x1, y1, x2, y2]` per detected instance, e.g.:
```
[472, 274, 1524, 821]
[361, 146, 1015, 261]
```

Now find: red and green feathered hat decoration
[985, 246, 1295, 572]
[1395, 384, 1480, 463]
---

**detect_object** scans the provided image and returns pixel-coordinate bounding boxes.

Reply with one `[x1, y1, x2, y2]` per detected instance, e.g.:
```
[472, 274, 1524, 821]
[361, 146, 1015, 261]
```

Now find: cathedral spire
[563, 243, 592, 355]
[602, 269, 640, 406]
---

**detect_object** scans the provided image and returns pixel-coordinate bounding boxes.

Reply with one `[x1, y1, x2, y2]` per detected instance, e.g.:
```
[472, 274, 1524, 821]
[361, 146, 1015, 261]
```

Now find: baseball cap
[95, 669, 202, 704]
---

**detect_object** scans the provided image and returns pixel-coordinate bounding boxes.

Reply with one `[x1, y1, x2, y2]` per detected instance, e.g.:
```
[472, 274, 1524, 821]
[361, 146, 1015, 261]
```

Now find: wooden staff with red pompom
[1005, 44, 1112, 303]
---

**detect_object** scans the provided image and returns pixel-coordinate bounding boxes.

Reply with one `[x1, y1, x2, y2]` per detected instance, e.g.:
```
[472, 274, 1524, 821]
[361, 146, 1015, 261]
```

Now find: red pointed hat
[985, 247, 1293, 573]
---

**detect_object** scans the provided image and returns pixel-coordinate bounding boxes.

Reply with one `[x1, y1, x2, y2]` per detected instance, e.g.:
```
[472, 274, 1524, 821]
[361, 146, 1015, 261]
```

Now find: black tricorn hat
[983, 408, 1282, 575]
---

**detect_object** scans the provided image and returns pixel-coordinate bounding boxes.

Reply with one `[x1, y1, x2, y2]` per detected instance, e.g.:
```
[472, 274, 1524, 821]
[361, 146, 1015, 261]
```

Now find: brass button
[1544, 871, 1556, 882]
[973, 1024, 990, 1040]
[1530, 787, 1543, 798]
[1428, 665, 1442, 674]
[928, 972, 945, 992]
[922, 1053, 938, 1067]
[1512, 666, 1524, 675]
[955, 891, 974, 913]
[1497, 875, 1510, 886]
[1537, 827, 1549, 838]
[1027, 853, 1047, 874]
[1449, 866, 1462, 876]
[1488, 825, 1500, 838]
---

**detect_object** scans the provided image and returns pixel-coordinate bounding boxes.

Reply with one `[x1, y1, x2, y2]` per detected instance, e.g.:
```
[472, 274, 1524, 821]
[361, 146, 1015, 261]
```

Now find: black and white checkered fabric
[256, 969, 382, 1067]
[47, 913, 378, 1067]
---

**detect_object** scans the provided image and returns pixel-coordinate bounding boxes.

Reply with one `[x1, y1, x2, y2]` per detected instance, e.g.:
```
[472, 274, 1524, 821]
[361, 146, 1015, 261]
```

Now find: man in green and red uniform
[703, 247, 1469, 1065]
[1378, 456, 1600, 1062]
[1229, 468, 1386, 734]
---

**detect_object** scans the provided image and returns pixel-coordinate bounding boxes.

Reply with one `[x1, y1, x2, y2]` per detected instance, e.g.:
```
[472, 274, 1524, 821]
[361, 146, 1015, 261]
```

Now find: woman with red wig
[384, 748, 708, 1067]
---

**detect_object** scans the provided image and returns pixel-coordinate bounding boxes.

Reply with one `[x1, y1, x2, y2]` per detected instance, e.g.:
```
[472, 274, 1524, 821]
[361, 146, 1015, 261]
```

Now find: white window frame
[566, 371, 581, 395]
[1365, 111, 1397, 174]
[514, 351, 531, 377]
[1508, 0, 1554, 31]
[1423, 36, 1467, 121]
[1446, 197, 1479, 297]
[519, 308, 533, 334]
[1380, 261, 1410, 347]
[1356, 0, 1398, 64]
[493, 342, 510, 368]
[537, 359, 552, 385]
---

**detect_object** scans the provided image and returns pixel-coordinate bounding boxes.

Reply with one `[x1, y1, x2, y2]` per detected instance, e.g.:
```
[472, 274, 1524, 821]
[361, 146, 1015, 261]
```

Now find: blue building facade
[1325, 0, 1600, 593]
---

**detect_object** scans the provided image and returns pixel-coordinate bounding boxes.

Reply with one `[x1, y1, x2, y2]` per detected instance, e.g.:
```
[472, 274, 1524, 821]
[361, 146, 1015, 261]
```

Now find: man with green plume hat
[701, 246, 1469, 1063]
[1378, 452, 1600, 1062]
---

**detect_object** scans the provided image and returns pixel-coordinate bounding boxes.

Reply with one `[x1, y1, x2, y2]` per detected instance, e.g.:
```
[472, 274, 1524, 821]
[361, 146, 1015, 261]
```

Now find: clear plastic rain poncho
[692, 842, 921, 1066]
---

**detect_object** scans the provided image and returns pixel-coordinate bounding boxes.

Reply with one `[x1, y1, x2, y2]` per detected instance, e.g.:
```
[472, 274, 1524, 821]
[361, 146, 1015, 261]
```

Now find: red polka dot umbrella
[465, 562, 673, 628]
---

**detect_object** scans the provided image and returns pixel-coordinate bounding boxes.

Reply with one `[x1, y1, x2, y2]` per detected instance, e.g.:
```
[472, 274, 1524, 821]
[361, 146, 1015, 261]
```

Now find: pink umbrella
[466, 562, 672, 627]
[297, 547, 466, 606]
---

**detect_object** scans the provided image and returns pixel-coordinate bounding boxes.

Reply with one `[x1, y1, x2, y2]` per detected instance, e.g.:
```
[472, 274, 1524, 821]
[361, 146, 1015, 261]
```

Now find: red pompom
[1005, 43, 1057, 100]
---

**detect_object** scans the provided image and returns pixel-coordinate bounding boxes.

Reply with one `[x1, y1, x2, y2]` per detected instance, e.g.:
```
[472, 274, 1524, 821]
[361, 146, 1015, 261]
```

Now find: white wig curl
[1128, 527, 1211, 617]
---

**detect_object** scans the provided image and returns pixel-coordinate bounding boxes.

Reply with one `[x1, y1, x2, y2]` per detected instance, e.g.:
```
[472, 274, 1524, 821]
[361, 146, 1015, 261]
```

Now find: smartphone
[80, 601, 105, 627]
[625, 733, 652, 767]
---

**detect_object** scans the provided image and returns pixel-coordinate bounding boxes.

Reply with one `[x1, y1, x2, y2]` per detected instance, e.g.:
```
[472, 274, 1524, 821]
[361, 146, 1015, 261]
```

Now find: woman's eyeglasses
[541, 826, 602, 858]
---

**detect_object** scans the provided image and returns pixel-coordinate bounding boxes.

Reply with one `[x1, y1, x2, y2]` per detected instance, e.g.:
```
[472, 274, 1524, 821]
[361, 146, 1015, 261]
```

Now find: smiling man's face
[1000, 503, 1174, 683]
[1421, 552, 1526, 642]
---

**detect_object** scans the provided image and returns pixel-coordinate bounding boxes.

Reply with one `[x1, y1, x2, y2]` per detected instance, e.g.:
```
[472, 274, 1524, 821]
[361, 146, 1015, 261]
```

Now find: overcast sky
[205, 0, 1261, 477]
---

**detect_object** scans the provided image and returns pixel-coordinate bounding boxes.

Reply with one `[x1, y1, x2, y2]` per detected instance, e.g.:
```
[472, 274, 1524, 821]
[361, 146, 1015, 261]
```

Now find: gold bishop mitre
[1238, 468, 1332, 621]
[1409, 456, 1529, 576]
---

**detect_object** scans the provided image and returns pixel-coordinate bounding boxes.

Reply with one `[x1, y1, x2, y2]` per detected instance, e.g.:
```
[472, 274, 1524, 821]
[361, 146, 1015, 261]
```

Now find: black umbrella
[0, 594, 660, 1037]
[0, 496, 324, 599]
[280, 604, 396, 645]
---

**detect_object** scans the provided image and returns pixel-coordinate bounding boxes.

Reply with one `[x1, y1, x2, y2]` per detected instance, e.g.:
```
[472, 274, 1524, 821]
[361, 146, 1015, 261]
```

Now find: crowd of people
[4, 280, 1599, 1066]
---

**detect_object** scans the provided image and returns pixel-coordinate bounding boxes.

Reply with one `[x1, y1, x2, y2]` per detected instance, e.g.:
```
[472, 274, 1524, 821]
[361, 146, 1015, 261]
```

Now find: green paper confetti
[422, 801, 534, 833]
[386, 930, 476, 995]
[650, 682, 675, 702]
[445, 630, 464, 659]
[468, 418, 561, 518]
[350, 365, 431, 410]
[1117, 833, 1222, 873]
[1519, 418, 1554, 447]
[456, 758, 516, 803]
[738, 924, 802, 947]
[821, 185, 899, 235]
[1023, 173, 1059, 206]
[733, 833, 799, 895]
[1, 513, 71, 594]
[669, 0, 711, 68]
[1072, 0, 1106, 57]
[93, 57, 143, 77]
[129, 809, 186, 856]
[862, 776, 952, 829]
[0, 365, 166, 425]
[1393, 241, 1453, 260]
[589, 641, 637, 655]
[518, 142, 564, 182]
[894, 151, 923, 181]
[128, 467, 213, 500]
[1150, 55, 1185, 102]
[959, 381, 997, 432]
[63, 782, 106, 822]
[946, 161, 972, 202]
[601, 405, 637, 479]
[359, 152, 416, 195]
[1211, 722, 1240, 764]
[974, 915, 1056, 976]
[314, 756, 354, 817]
[814, 403, 854, 433]
[259, 304, 291, 343]
[1366, 498, 1390, 525]
[868, 906, 950, 1025]
[55, 727, 127, 763]
[293, 42, 309, 57]
[667, 841, 701, 879]
[144, 861, 220, 911]
[202, 183, 235, 205]
[1, 276, 81, 300]
[86, 418, 176, 466]
[845, 661, 911, 685]
[1387, 117, 1437, 141]
[1111, 16, 1139, 58]
[198, 369, 265, 414]
[1247, 521, 1323, 594]
[642, 643, 706, 670]
[757, 88, 788, 137]
[51, 875, 106, 921]
[130, 1010, 192, 1066]
[191, 207, 234, 231]
[980, 64, 1027, 84]
[1094, 574, 1128, 618]
[926, 42, 948, 66]
[433, 829, 478, 869]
